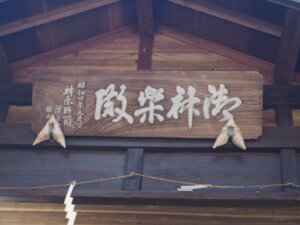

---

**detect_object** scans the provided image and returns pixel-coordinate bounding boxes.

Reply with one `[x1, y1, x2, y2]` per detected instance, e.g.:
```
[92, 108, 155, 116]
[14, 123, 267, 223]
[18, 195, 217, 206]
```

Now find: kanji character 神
[167, 85, 200, 129]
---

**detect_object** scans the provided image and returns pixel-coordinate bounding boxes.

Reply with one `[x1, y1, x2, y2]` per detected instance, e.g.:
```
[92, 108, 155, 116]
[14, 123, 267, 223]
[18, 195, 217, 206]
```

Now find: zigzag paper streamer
[64, 181, 77, 225]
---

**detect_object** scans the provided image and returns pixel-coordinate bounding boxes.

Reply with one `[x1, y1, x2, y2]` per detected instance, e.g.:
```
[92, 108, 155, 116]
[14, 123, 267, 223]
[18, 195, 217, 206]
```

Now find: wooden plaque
[32, 69, 263, 139]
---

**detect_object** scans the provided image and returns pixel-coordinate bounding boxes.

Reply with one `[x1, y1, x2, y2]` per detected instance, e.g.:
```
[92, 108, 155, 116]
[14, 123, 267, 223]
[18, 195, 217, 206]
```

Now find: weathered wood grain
[0, 0, 122, 37]
[122, 148, 144, 190]
[167, 0, 282, 37]
[11, 25, 138, 72]
[0, 202, 299, 225]
[266, 0, 300, 10]
[32, 70, 263, 139]
[274, 8, 300, 84]
[155, 25, 275, 84]
[0, 41, 13, 82]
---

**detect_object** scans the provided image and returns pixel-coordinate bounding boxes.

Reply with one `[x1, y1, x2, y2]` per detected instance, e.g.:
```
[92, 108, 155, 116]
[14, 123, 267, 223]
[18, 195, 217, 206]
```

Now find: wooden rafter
[0, 0, 121, 37]
[167, 0, 282, 37]
[267, 0, 300, 10]
[274, 8, 300, 85]
[136, 0, 154, 70]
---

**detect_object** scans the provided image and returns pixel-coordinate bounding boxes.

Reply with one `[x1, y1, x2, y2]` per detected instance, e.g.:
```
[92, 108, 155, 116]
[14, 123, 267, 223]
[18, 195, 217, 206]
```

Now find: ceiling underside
[0, 0, 299, 84]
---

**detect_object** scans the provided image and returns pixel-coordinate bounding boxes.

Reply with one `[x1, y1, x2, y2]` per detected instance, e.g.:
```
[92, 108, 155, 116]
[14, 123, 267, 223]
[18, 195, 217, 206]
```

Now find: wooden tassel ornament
[33, 115, 66, 148]
[213, 119, 246, 150]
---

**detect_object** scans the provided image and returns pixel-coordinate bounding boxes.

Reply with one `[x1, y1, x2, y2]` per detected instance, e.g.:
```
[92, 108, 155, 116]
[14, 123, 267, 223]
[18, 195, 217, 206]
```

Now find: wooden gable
[0, 0, 300, 225]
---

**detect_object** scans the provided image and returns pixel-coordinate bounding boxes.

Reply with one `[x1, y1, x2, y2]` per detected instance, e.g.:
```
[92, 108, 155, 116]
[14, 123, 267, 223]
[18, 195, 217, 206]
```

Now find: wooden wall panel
[13, 33, 139, 83]
[154, 0, 280, 63]
[0, 149, 125, 196]
[152, 33, 274, 84]
[5, 106, 32, 123]
[142, 152, 281, 191]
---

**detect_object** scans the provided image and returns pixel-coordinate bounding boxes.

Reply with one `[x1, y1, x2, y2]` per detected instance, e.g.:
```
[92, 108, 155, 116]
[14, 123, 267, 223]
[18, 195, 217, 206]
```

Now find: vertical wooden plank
[136, 0, 154, 37]
[0, 41, 13, 82]
[275, 105, 293, 126]
[276, 105, 298, 191]
[122, 148, 144, 190]
[0, 41, 12, 123]
[137, 36, 153, 70]
[274, 8, 300, 84]
[280, 149, 298, 192]
[0, 102, 9, 123]
[136, 0, 154, 70]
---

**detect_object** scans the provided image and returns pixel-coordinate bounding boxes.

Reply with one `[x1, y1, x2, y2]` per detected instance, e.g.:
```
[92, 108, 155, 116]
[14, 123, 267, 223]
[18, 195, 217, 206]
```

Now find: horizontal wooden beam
[1, 83, 300, 107]
[11, 25, 138, 71]
[264, 85, 300, 107]
[0, 83, 32, 105]
[166, 0, 282, 37]
[0, 0, 121, 37]
[0, 123, 300, 150]
[0, 190, 299, 206]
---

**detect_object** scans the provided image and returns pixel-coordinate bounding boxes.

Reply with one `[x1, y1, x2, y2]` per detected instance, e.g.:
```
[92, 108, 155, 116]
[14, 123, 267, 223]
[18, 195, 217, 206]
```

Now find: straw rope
[0, 172, 299, 190]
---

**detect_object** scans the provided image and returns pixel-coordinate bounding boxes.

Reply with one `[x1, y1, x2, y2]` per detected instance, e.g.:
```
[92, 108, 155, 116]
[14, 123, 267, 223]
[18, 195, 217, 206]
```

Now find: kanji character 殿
[203, 84, 242, 122]
[167, 85, 200, 129]
[94, 84, 133, 124]
[134, 86, 165, 123]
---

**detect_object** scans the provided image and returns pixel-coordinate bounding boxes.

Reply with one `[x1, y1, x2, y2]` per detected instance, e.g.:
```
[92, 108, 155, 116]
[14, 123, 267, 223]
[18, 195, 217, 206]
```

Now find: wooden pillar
[0, 41, 13, 83]
[122, 148, 144, 190]
[0, 41, 13, 123]
[122, 0, 154, 189]
[276, 105, 298, 191]
[136, 0, 154, 70]
[274, 8, 300, 85]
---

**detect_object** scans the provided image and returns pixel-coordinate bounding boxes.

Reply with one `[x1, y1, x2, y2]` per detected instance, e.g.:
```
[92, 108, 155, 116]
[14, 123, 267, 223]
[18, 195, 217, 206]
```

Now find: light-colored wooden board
[13, 33, 139, 83]
[5, 106, 32, 123]
[32, 69, 263, 139]
[293, 109, 300, 126]
[0, 202, 299, 225]
[155, 26, 275, 85]
[262, 109, 276, 127]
